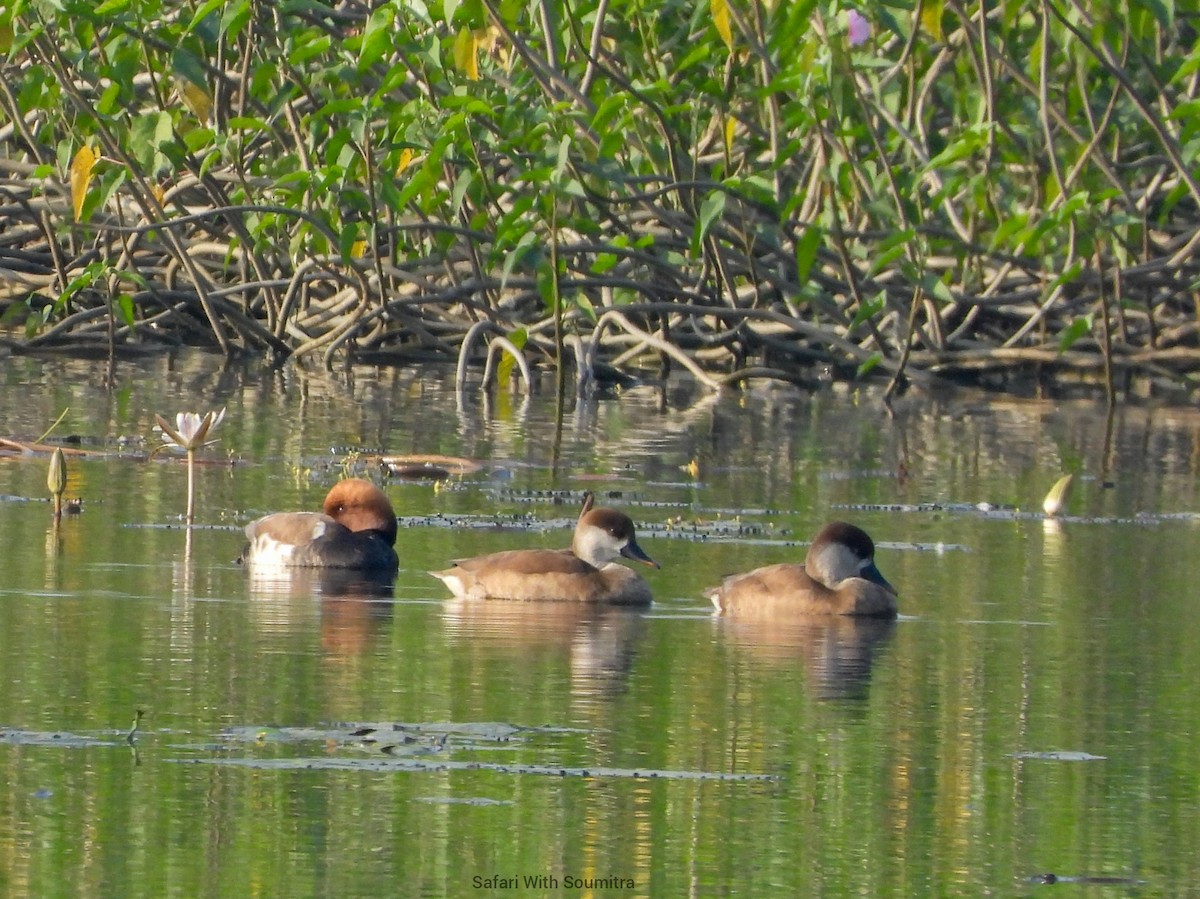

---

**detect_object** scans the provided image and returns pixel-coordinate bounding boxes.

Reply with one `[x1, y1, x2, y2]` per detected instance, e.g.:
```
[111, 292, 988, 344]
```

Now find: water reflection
[442, 599, 647, 701]
[245, 566, 396, 657]
[11, 355, 1200, 896]
[319, 591, 396, 658]
[1041, 517, 1066, 567]
[715, 615, 896, 700]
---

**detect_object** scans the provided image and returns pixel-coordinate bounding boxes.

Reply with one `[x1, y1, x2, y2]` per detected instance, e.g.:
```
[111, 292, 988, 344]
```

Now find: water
[2, 352, 1199, 897]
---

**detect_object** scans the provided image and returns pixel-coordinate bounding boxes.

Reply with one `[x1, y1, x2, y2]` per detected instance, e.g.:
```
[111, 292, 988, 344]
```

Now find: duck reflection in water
[706, 521, 898, 699]
[238, 479, 399, 657]
[245, 562, 396, 659]
[442, 599, 647, 700]
[718, 616, 896, 700]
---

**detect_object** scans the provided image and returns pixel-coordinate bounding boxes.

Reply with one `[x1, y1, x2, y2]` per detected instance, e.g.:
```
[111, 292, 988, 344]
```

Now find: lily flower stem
[186, 447, 196, 525]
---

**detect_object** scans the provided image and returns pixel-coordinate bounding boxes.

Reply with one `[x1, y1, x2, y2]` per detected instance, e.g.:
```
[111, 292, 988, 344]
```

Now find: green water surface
[1, 353, 1198, 898]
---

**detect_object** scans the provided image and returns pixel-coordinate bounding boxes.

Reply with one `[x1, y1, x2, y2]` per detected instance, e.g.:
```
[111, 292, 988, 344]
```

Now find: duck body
[431, 495, 658, 605]
[241, 478, 399, 573]
[707, 521, 897, 618]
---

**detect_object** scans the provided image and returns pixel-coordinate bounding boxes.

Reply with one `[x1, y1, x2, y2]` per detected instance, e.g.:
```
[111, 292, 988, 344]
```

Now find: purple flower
[847, 10, 870, 46]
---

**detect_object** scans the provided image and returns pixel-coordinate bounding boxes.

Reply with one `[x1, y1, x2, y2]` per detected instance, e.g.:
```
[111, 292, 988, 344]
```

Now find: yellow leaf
[70, 146, 97, 222]
[1042, 474, 1074, 518]
[475, 25, 499, 54]
[350, 239, 367, 258]
[175, 77, 212, 121]
[711, 0, 734, 51]
[495, 41, 512, 70]
[396, 147, 416, 176]
[724, 115, 736, 156]
[495, 328, 527, 387]
[453, 27, 479, 81]
[920, 0, 944, 41]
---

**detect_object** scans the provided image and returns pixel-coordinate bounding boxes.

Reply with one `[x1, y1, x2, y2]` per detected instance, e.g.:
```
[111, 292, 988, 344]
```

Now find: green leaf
[794, 226, 822, 282]
[1058, 315, 1093, 353]
[451, 170, 475, 217]
[553, 135, 571, 183]
[183, 127, 216, 153]
[227, 116, 271, 134]
[1136, 0, 1173, 28]
[924, 123, 992, 170]
[849, 292, 885, 329]
[115, 294, 137, 329]
[171, 48, 207, 92]
[591, 252, 618, 275]
[97, 82, 121, 115]
[94, 0, 131, 15]
[187, 0, 226, 33]
[220, 0, 251, 40]
[1049, 261, 1084, 291]
[338, 222, 362, 262]
[856, 353, 882, 378]
[921, 274, 956, 305]
[867, 229, 915, 278]
[500, 230, 539, 289]
[359, 6, 394, 70]
[695, 190, 726, 251]
[289, 32, 331, 65]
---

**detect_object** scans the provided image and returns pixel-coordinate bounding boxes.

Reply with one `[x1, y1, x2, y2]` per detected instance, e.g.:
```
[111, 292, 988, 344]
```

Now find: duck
[706, 521, 897, 618]
[240, 478, 398, 573]
[430, 492, 660, 605]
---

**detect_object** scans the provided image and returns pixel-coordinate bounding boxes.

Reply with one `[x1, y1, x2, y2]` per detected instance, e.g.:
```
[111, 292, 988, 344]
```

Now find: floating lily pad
[170, 720, 781, 781]
[173, 756, 779, 781]
[0, 728, 120, 748]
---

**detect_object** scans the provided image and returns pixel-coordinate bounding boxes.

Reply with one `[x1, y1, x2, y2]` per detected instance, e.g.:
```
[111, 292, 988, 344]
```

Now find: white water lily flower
[156, 408, 225, 451]
[154, 407, 226, 525]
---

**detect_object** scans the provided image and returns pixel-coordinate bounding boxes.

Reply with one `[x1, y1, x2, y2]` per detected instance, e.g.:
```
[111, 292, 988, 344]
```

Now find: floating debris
[175, 756, 779, 781]
[165, 720, 781, 781]
[380, 454, 483, 478]
[1010, 750, 1107, 761]
[0, 728, 120, 748]
[1029, 872, 1145, 885]
[834, 501, 1158, 527]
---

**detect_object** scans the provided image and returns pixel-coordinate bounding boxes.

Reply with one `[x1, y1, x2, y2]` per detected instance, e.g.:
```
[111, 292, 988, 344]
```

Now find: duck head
[323, 478, 398, 546]
[806, 521, 895, 594]
[572, 492, 659, 570]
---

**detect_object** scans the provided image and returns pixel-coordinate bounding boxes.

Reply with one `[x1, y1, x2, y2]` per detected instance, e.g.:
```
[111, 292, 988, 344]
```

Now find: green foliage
[1, 0, 1198, 385]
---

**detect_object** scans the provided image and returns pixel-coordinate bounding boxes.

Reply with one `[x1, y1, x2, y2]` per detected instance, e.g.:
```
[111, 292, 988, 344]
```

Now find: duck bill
[621, 539, 660, 569]
[863, 560, 896, 595]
